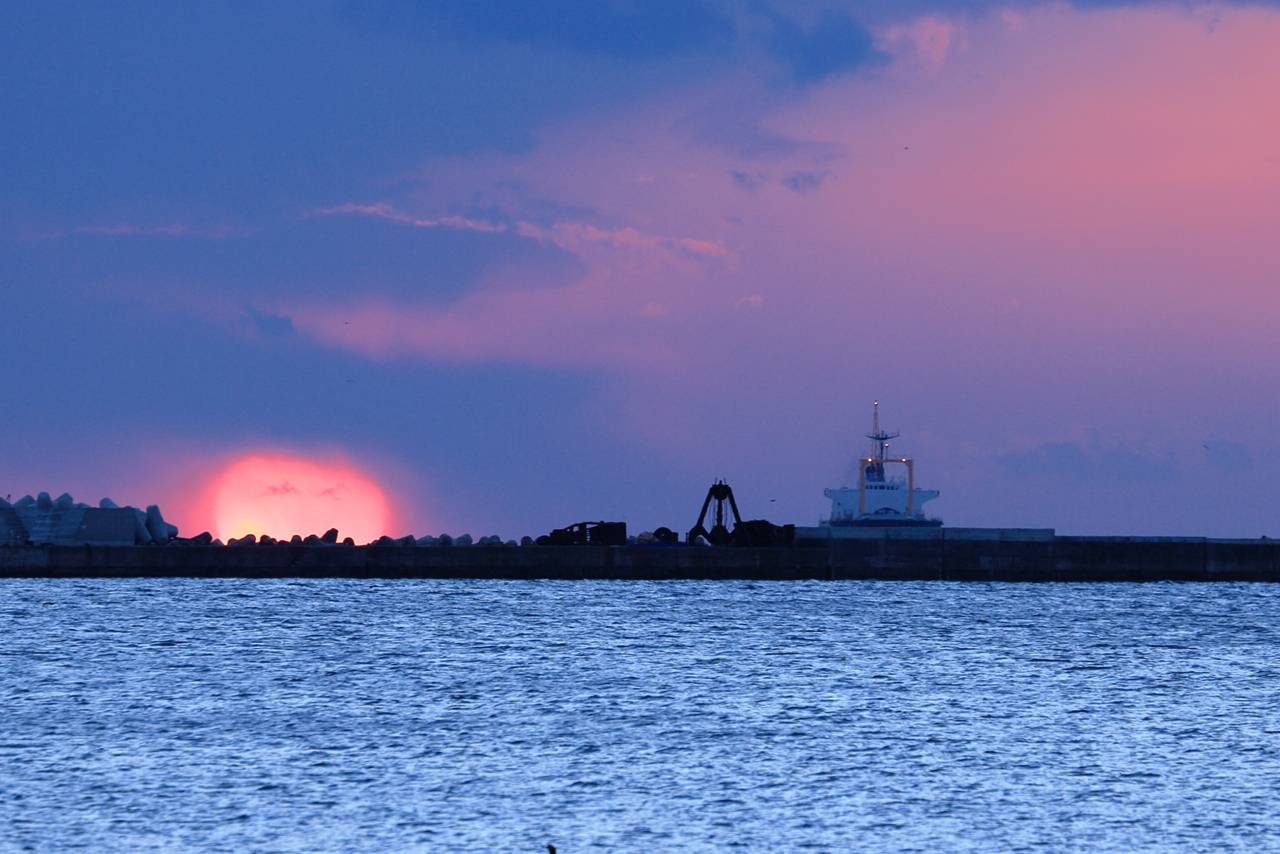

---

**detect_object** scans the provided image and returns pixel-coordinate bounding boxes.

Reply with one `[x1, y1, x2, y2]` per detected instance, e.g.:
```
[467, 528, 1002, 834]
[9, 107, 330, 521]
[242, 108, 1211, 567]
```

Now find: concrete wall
[3, 531, 1280, 580]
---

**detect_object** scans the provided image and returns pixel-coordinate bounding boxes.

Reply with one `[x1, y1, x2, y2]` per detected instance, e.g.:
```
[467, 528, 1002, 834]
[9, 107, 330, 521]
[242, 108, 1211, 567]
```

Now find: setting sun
[210, 454, 392, 542]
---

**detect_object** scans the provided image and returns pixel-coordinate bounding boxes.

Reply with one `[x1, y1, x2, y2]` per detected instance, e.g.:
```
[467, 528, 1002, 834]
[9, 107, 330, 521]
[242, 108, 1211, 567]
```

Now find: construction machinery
[687, 481, 795, 547]
[536, 521, 627, 546]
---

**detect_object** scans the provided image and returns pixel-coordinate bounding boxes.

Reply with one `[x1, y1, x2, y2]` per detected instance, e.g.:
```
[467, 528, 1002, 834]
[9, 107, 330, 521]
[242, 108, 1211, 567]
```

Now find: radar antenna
[865, 400, 900, 465]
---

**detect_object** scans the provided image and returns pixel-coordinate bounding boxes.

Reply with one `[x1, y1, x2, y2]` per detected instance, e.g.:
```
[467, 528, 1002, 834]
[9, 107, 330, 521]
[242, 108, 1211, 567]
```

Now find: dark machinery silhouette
[537, 520, 627, 546]
[688, 480, 740, 545]
[652, 526, 679, 544]
[687, 480, 795, 547]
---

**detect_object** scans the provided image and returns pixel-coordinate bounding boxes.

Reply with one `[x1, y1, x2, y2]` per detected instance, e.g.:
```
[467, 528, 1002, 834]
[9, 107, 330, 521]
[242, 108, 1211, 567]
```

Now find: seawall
[2, 528, 1279, 580]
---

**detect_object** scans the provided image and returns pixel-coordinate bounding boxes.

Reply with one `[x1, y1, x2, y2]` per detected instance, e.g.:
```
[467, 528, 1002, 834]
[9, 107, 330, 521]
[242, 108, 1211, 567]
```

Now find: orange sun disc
[211, 453, 392, 543]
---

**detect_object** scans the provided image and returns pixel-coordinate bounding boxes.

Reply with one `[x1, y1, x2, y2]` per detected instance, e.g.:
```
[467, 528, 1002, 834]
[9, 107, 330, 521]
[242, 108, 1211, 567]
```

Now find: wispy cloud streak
[308, 201, 729, 260]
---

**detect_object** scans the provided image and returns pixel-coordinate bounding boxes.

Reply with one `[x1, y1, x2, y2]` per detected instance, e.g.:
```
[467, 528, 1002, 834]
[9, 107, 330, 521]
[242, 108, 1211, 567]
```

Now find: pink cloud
[877, 15, 960, 71]
[312, 199, 729, 262]
[515, 220, 729, 260]
[308, 202, 509, 235]
[296, 4, 1280, 370]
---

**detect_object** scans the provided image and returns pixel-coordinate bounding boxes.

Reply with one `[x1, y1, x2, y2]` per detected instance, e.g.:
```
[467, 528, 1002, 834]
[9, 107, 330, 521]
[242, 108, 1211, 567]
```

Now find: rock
[456, 534, 473, 546]
[54, 493, 75, 510]
[145, 505, 178, 542]
[290, 535, 303, 545]
[190, 531, 213, 545]
[15, 495, 34, 510]
[636, 531, 656, 544]
[341, 537, 355, 547]
[505, 540, 518, 547]
[37, 493, 52, 511]
[415, 535, 438, 546]
[321, 528, 339, 544]
[99, 498, 120, 509]
[259, 535, 277, 546]
[229, 534, 257, 547]
[211, 538, 224, 547]
[0, 496, 9, 510]
[303, 534, 320, 545]
[396, 534, 416, 547]
[438, 534, 453, 547]
[520, 536, 534, 547]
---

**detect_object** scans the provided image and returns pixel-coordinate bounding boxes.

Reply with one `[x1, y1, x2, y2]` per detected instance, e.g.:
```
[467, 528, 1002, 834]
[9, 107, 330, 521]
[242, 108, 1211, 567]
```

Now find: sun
[210, 453, 392, 543]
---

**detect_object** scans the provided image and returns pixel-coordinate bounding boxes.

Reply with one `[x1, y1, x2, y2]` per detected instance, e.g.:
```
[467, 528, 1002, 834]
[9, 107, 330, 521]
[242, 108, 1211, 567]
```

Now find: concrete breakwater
[1, 528, 1278, 581]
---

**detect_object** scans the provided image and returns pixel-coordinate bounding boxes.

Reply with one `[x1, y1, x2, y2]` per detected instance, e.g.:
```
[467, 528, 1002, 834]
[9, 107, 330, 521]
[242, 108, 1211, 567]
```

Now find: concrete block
[0, 509, 28, 546]
[145, 505, 178, 542]
[75, 508, 139, 545]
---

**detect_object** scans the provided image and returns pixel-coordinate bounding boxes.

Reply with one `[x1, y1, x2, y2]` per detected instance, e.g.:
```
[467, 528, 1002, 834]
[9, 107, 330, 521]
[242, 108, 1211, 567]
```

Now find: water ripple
[1, 580, 1279, 851]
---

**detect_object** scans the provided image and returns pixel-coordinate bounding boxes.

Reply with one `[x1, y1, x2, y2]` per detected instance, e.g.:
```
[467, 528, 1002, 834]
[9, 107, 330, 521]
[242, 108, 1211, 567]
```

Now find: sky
[3, 0, 1279, 539]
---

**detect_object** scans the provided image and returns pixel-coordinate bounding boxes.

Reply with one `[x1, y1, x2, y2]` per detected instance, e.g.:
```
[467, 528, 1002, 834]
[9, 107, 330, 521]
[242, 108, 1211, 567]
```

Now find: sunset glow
[11, 1, 1280, 539]
[210, 454, 392, 542]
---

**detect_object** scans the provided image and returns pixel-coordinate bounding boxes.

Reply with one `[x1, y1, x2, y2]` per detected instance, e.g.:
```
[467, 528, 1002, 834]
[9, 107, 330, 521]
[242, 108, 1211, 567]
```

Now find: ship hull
[831, 518, 944, 528]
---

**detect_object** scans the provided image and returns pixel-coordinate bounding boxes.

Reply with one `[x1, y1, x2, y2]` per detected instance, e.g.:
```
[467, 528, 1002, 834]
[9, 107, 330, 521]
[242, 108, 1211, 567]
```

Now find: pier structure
[2, 527, 1278, 581]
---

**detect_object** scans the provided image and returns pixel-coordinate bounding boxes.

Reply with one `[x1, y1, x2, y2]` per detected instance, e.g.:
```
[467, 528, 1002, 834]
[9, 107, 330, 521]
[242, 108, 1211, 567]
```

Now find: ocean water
[1, 580, 1278, 852]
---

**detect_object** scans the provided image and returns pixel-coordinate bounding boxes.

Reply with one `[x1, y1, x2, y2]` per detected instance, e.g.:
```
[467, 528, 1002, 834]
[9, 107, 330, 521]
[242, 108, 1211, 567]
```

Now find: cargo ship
[820, 402, 941, 529]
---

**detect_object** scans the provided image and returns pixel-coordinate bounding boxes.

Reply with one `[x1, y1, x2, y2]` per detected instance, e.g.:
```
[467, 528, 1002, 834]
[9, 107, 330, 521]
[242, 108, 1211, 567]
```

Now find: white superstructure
[822, 402, 941, 527]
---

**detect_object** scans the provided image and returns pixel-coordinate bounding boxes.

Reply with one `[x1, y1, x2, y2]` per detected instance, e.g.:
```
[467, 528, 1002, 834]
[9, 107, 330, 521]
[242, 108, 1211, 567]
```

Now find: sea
[2, 579, 1278, 852]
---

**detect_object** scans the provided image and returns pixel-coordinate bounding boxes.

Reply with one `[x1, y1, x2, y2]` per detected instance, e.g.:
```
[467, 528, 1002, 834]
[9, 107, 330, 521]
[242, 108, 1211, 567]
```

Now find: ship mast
[865, 400, 899, 473]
